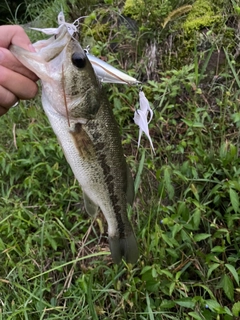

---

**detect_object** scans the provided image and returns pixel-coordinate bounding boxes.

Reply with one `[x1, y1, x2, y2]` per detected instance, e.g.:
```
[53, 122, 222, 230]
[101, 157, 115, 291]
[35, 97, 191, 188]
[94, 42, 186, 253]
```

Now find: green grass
[1, 0, 240, 319]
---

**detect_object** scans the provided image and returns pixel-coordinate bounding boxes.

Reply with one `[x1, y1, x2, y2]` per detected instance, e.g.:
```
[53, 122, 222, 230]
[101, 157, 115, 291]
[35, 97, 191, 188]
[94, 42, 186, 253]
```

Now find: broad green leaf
[229, 144, 237, 158]
[222, 274, 234, 301]
[229, 188, 239, 213]
[46, 232, 57, 251]
[205, 299, 221, 312]
[36, 143, 46, 157]
[232, 112, 240, 123]
[140, 266, 152, 275]
[194, 284, 215, 299]
[160, 299, 175, 309]
[27, 105, 38, 118]
[194, 233, 211, 242]
[191, 183, 199, 200]
[225, 263, 239, 285]
[113, 97, 122, 110]
[171, 223, 182, 238]
[152, 267, 157, 278]
[175, 298, 195, 309]
[162, 234, 179, 247]
[169, 282, 175, 296]
[182, 119, 205, 128]
[181, 229, 191, 242]
[211, 246, 225, 253]
[193, 209, 201, 229]
[224, 306, 233, 316]
[160, 269, 174, 279]
[162, 233, 174, 247]
[188, 312, 203, 320]
[177, 201, 188, 215]
[215, 228, 229, 235]
[207, 263, 220, 279]
[232, 301, 240, 317]
[161, 217, 174, 226]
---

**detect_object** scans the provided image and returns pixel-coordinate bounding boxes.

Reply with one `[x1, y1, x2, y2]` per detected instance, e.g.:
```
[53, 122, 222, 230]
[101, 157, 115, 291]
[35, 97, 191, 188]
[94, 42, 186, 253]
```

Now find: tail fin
[109, 232, 139, 264]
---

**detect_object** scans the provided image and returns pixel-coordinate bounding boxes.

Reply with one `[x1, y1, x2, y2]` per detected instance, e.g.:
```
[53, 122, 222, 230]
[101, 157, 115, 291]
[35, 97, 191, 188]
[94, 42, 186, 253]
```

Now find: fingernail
[28, 44, 36, 52]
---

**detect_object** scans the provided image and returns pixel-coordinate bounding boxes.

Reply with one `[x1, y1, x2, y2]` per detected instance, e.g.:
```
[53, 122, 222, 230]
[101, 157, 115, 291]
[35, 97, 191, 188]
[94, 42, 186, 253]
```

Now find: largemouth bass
[10, 25, 138, 264]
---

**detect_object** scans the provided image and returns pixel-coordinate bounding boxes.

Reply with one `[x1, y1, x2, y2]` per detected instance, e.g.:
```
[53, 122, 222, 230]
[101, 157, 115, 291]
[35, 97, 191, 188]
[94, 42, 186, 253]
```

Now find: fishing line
[62, 65, 70, 127]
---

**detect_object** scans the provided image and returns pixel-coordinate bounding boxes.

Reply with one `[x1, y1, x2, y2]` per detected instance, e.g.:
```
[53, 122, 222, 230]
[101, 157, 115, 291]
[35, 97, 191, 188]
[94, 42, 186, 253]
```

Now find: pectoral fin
[83, 192, 99, 217]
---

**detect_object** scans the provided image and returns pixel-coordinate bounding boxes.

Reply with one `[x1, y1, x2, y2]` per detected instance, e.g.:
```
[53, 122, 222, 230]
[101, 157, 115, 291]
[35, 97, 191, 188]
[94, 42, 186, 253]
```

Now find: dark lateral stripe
[95, 141, 125, 238]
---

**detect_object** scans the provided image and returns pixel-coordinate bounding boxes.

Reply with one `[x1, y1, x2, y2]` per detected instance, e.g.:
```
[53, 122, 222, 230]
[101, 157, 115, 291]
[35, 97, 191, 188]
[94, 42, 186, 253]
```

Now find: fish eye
[71, 52, 86, 68]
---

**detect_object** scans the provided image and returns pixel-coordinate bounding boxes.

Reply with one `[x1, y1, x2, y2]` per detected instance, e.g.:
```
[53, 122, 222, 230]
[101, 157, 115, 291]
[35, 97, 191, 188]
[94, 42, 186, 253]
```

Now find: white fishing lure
[30, 11, 155, 152]
[86, 52, 141, 85]
[134, 91, 155, 154]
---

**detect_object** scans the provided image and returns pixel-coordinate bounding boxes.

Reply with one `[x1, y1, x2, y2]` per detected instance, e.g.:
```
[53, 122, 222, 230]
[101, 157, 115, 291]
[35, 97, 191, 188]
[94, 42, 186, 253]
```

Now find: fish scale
[10, 25, 138, 264]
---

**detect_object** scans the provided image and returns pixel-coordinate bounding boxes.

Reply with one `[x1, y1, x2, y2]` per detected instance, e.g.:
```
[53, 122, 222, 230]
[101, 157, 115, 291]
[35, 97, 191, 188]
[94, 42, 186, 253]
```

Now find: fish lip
[31, 24, 73, 60]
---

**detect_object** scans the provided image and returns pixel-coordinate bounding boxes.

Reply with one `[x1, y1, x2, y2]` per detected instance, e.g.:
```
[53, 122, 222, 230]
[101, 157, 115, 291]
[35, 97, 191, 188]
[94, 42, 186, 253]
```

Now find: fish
[10, 24, 139, 264]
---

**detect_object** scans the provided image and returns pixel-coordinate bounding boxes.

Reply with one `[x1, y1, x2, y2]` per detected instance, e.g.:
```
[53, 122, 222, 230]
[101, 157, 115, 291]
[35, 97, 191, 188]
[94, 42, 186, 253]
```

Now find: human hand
[0, 25, 38, 116]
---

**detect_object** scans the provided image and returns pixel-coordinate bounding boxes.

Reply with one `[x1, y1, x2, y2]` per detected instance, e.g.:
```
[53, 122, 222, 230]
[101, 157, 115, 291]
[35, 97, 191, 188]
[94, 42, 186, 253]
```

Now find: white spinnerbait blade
[87, 54, 141, 85]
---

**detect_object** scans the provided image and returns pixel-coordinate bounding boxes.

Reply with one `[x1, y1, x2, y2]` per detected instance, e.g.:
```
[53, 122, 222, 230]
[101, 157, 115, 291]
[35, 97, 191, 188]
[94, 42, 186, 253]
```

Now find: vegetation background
[1, 0, 240, 319]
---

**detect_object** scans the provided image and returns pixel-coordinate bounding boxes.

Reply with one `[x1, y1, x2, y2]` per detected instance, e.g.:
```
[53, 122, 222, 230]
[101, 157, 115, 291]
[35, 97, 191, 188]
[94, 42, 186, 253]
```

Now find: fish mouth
[32, 24, 73, 62]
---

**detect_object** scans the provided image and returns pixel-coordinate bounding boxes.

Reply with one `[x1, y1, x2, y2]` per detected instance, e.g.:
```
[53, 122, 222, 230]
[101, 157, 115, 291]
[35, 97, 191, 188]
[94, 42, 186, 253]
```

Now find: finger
[0, 65, 38, 100]
[0, 48, 38, 81]
[0, 85, 18, 116]
[0, 25, 34, 52]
